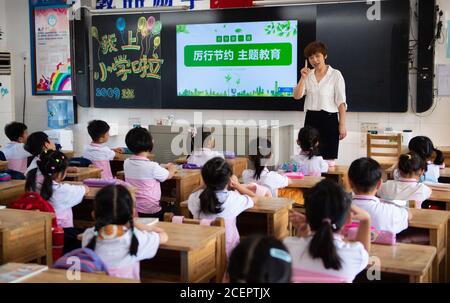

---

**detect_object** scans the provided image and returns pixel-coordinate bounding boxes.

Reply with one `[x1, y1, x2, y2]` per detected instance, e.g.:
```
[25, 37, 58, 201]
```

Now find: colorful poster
[176, 20, 298, 97]
[34, 6, 71, 94]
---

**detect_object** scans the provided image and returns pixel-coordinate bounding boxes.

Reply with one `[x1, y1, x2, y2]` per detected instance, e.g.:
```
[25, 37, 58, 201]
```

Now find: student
[24, 131, 56, 174]
[82, 120, 122, 179]
[187, 157, 259, 257]
[378, 153, 431, 209]
[228, 235, 292, 283]
[83, 185, 168, 280]
[348, 157, 410, 234]
[407, 136, 445, 183]
[25, 150, 88, 253]
[283, 179, 370, 283]
[187, 130, 224, 167]
[291, 126, 328, 176]
[242, 137, 291, 197]
[1, 122, 31, 173]
[124, 127, 176, 219]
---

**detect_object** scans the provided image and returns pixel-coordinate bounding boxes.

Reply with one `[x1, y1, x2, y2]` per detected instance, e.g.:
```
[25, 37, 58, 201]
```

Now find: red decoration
[210, 0, 253, 9]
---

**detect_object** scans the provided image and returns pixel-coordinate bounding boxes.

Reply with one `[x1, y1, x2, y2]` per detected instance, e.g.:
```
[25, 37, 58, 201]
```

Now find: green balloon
[91, 26, 98, 39]
[138, 17, 147, 31]
[151, 21, 162, 36]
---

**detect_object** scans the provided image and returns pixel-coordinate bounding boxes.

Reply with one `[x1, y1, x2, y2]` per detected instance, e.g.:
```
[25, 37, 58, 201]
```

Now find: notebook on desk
[0, 263, 48, 283]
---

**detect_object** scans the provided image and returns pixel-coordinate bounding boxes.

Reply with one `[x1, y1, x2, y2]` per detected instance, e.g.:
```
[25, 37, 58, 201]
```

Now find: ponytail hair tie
[322, 218, 337, 230]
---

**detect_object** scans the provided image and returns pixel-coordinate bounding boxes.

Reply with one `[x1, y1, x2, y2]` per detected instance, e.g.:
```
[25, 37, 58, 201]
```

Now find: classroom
[1, 0, 450, 288]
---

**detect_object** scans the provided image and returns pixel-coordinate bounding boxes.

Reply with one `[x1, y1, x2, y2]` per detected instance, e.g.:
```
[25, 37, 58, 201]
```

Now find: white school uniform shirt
[291, 153, 329, 176]
[1, 142, 31, 173]
[377, 178, 432, 209]
[283, 234, 368, 283]
[352, 195, 409, 234]
[187, 189, 254, 257]
[82, 227, 160, 280]
[26, 156, 38, 174]
[301, 65, 347, 113]
[393, 162, 441, 183]
[35, 180, 86, 228]
[187, 148, 224, 167]
[241, 167, 289, 197]
[124, 155, 169, 214]
[82, 143, 116, 179]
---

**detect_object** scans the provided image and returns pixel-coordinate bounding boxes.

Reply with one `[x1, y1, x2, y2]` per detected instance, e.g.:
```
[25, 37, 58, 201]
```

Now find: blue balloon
[116, 17, 126, 32]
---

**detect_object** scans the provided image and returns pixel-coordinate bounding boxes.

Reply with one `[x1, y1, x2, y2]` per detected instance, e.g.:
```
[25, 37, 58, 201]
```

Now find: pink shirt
[82, 143, 115, 179]
[124, 156, 170, 214]
[1, 142, 31, 173]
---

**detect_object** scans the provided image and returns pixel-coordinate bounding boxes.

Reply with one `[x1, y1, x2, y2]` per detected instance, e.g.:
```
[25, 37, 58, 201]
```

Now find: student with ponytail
[187, 130, 224, 167]
[24, 131, 56, 174]
[284, 179, 371, 282]
[82, 185, 168, 280]
[242, 137, 291, 197]
[406, 136, 445, 183]
[291, 126, 328, 176]
[187, 157, 259, 257]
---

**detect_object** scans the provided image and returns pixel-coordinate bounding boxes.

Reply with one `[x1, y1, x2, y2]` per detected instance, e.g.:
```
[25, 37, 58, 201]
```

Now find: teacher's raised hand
[300, 59, 311, 80]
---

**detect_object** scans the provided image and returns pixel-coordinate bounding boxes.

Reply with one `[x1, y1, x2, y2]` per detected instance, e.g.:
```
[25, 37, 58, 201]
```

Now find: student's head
[228, 235, 292, 283]
[25, 150, 69, 201]
[398, 152, 427, 179]
[348, 157, 383, 195]
[87, 185, 139, 256]
[200, 157, 232, 214]
[4, 122, 28, 143]
[24, 131, 56, 156]
[248, 137, 272, 180]
[304, 41, 328, 68]
[408, 136, 444, 166]
[125, 127, 153, 154]
[87, 120, 110, 143]
[305, 179, 352, 270]
[297, 126, 320, 159]
[191, 130, 215, 153]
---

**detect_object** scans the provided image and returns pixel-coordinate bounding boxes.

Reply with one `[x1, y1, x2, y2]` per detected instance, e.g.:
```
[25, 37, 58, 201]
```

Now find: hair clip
[269, 248, 292, 263]
[93, 231, 99, 236]
[407, 154, 412, 160]
[51, 166, 55, 170]
[56, 159, 60, 163]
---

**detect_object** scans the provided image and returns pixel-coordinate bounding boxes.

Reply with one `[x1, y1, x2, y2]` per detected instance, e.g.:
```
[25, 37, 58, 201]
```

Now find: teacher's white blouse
[301, 65, 347, 113]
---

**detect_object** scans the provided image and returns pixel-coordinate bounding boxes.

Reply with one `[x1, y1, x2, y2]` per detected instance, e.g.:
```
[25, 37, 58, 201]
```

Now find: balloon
[154, 36, 160, 48]
[141, 28, 149, 38]
[116, 17, 126, 32]
[91, 26, 98, 39]
[147, 16, 155, 31]
[138, 17, 147, 31]
[151, 21, 162, 36]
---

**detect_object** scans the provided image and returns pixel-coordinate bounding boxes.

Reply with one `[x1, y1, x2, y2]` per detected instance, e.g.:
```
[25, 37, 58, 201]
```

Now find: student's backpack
[0, 169, 26, 180]
[54, 248, 109, 274]
[10, 192, 65, 261]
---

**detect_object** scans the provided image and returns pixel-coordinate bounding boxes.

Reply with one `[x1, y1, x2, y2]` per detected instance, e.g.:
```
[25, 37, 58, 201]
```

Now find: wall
[4, 0, 450, 164]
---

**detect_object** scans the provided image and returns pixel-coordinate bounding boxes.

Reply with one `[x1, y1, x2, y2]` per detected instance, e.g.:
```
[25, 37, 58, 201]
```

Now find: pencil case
[83, 178, 117, 187]
[283, 172, 304, 179]
[0, 173, 12, 182]
[182, 163, 201, 169]
[343, 222, 396, 245]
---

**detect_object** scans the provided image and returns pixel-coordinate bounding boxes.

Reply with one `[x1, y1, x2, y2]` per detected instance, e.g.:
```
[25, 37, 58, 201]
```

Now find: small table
[0, 180, 26, 206]
[65, 167, 102, 181]
[282, 176, 324, 207]
[140, 221, 226, 283]
[427, 190, 450, 211]
[369, 243, 436, 283]
[0, 161, 8, 171]
[0, 209, 54, 266]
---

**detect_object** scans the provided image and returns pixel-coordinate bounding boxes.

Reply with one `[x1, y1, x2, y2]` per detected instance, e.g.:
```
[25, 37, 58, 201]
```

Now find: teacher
[293, 41, 347, 166]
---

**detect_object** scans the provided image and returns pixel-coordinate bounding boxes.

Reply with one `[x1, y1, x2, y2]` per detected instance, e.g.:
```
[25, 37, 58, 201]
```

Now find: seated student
[348, 157, 410, 234]
[406, 136, 445, 183]
[291, 126, 328, 176]
[228, 235, 292, 283]
[242, 137, 291, 197]
[283, 179, 371, 283]
[187, 130, 224, 167]
[83, 185, 168, 280]
[25, 150, 89, 253]
[1, 122, 31, 173]
[24, 131, 56, 174]
[124, 127, 176, 219]
[188, 157, 259, 257]
[82, 120, 122, 179]
[378, 153, 431, 209]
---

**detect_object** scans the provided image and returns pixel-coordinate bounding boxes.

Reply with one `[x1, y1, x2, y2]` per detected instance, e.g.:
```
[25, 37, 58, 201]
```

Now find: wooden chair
[367, 133, 402, 169]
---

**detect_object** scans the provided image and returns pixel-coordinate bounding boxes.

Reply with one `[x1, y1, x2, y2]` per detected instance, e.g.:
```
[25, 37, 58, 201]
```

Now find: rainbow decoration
[37, 61, 72, 92]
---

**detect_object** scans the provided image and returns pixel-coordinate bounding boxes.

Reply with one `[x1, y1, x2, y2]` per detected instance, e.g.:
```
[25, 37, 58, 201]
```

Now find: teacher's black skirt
[304, 110, 339, 160]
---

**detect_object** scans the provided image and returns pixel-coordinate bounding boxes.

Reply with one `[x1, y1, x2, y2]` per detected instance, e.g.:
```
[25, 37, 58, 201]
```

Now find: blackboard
[92, 14, 163, 108]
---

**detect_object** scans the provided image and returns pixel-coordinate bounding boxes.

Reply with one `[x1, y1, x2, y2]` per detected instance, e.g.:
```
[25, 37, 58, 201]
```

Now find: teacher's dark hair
[304, 41, 328, 58]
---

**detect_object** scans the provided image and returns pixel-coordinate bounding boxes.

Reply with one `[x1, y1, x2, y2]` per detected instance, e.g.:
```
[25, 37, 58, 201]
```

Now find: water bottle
[47, 99, 69, 129]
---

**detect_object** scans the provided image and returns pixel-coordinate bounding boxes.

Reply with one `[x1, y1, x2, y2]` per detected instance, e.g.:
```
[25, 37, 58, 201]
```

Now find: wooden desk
[437, 146, 450, 167]
[140, 221, 225, 283]
[408, 208, 450, 282]
[282, 176, 324, 206]
[428, 190, 450, 211]
[369, 243, 436, 283]
[0, 209, 53, 266]
[0, 161, 7, 171]
[61, 150, 75, 158]
[0, 180, 26, 206]
[20, 268, 139, 283]
[438, 167, 450, 183]
[110, 153, 155, 177]
[287, 176, 324, 189]
[65, 167, 102, 181]
[180, 197, 294, 240]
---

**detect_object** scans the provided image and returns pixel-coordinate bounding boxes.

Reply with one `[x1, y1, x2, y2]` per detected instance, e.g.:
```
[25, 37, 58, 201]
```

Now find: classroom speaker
[71, 7, 91, 108]
[416, 0, 436, 113]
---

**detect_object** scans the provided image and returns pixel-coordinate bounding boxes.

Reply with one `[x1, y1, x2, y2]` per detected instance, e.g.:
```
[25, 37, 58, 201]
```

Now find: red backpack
[10, 192, 65, 262]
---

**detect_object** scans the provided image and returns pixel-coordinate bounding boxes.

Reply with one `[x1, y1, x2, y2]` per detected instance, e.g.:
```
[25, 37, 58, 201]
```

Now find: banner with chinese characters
[92, 14, 163, 108]
[34, 6, 72, 94]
